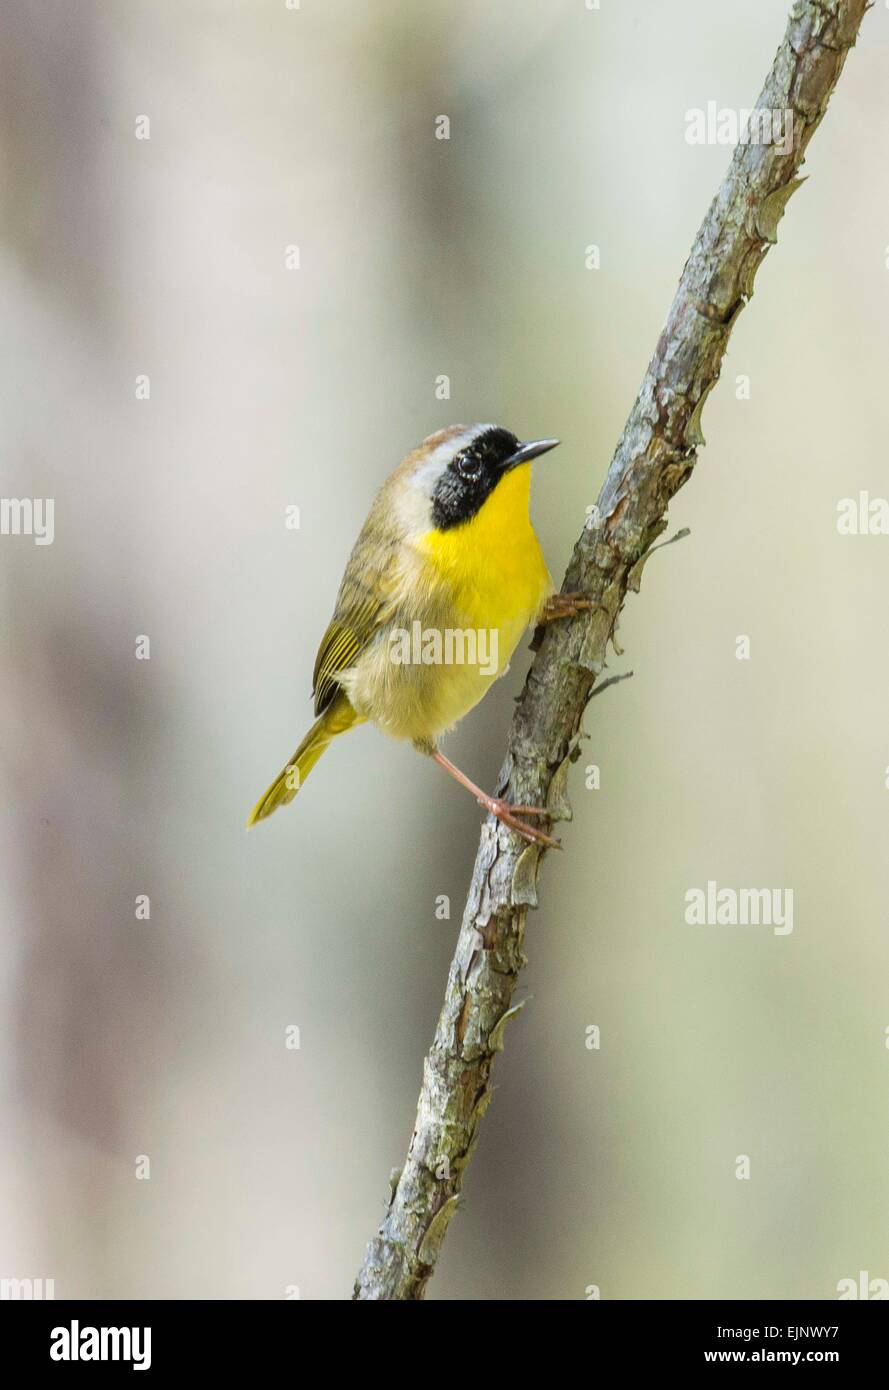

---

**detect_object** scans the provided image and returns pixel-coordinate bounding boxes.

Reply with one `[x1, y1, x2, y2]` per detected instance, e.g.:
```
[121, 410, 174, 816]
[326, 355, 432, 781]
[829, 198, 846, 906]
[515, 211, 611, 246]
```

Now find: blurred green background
[1, 0, 887, 1300]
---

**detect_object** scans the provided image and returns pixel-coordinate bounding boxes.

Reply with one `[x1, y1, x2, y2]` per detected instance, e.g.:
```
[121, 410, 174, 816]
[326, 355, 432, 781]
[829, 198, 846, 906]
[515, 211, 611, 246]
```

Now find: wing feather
[311, 535, 402, 716]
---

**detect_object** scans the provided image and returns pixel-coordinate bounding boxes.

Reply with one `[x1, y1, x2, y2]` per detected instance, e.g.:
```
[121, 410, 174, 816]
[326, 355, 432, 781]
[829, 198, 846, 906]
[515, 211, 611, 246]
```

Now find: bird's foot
[477, 793, 561, 849]
[430, 747, 561, 849]
[540, 591, 605, 623]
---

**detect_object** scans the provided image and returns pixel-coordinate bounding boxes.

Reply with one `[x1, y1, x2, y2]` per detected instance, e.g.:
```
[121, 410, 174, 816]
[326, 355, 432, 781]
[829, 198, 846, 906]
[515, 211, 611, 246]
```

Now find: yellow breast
[416, 465, 552, 642]
[341, 465, 552, 744]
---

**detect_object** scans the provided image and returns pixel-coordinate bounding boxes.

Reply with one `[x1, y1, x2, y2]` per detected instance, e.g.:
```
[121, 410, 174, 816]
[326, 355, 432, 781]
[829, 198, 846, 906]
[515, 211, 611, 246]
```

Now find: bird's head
[404, 424, 559, 532]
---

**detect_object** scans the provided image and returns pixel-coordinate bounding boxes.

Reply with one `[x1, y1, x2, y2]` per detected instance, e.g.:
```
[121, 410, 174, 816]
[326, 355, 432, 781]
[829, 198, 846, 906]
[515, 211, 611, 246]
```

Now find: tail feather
[247, 696, 360, 827]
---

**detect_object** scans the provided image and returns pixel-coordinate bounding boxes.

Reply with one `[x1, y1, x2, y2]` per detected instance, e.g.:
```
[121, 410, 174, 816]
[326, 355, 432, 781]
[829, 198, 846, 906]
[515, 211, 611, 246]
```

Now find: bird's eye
[456, 454, 481, 481]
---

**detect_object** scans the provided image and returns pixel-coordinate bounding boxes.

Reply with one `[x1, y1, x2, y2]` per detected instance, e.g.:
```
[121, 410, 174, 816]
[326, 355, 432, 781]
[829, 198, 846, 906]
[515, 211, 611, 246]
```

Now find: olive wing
[311, 533, 402, 716]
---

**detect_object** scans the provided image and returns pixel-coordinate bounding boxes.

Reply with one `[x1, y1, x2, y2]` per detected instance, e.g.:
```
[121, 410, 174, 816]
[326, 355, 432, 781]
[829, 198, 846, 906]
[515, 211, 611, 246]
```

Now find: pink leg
[431, 749, 560, 850]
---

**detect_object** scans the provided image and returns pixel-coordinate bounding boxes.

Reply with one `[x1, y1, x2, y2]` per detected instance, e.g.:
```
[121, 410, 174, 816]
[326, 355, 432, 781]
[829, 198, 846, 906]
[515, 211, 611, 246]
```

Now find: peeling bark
[353, 0, 869, 1301]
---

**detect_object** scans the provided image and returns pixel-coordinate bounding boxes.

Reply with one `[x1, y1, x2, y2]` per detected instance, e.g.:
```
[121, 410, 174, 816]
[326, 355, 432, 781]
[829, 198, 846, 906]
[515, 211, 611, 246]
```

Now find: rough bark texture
[353, 0, 869, 1301]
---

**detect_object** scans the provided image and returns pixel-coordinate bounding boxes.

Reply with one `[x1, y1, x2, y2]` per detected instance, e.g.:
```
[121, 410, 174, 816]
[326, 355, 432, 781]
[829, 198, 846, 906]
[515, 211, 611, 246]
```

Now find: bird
[248, 423, 593, 846]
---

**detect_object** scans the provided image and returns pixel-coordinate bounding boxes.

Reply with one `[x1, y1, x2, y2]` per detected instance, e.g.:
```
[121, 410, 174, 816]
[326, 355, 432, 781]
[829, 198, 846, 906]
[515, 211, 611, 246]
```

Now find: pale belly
[342, 608, 534, 743]
[340, 531, 552, 745]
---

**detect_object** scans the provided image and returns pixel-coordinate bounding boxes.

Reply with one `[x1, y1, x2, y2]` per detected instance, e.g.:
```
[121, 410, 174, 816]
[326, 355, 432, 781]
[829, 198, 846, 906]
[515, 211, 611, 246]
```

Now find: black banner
[1, 1297, 884, 1373]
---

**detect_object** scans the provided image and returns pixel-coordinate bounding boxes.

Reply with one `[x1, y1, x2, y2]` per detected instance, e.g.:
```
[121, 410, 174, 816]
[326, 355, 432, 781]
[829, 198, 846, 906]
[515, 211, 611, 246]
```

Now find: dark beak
[504, 438, 560, 470]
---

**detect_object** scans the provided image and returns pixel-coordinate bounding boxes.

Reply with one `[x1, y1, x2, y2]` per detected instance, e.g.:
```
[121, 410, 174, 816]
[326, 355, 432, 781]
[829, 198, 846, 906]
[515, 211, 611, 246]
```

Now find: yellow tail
[247, 695, 361, 827]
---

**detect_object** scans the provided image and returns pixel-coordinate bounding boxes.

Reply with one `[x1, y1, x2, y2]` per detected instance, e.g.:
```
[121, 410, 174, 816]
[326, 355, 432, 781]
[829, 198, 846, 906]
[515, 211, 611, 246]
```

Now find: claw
[541, 591, 605, 623]
[478, 795, 561, 850]
[430, 747, 561, 849]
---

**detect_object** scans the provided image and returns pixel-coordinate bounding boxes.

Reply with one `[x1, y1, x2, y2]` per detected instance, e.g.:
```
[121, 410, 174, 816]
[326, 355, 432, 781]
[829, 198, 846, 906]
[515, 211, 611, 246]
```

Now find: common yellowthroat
[248, 424, 589, 846]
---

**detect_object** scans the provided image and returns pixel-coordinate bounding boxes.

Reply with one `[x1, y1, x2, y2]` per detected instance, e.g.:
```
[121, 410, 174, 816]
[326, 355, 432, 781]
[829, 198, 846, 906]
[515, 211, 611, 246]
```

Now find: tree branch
[353, 0, 869, 1301]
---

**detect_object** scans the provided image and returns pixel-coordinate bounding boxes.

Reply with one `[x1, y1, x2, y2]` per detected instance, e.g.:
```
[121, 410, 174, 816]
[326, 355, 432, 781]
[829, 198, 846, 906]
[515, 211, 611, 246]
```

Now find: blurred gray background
[1, 0, 887, 1300]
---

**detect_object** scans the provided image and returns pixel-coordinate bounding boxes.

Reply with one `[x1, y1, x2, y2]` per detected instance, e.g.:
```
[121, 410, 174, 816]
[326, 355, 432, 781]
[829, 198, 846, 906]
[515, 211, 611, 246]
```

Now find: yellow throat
[417, 464, 550, 629]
